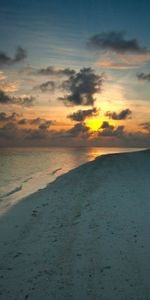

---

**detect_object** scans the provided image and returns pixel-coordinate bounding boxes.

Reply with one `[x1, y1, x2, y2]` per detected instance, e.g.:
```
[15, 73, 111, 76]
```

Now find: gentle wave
[1, 185, 23, 198]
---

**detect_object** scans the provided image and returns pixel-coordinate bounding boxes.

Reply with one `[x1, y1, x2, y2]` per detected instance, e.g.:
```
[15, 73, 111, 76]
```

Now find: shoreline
[0, 149, 150, 299]
[0, 147, 144, 215]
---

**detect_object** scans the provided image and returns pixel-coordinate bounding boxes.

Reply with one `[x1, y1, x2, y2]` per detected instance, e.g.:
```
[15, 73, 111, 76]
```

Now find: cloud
[39, 120, 54, 130]
[12, 95, 35, 106]
[60, 68, 103, 106]
[25, 129, 48, 140]
[0, 90, 11, 103]
[137, 73, 150, 82]
[0, 82, 18, 93]
[105, 109, 132, 120]
[0, 90, 35, 106]
[30, 118, 42, 125]
[35, 66, 75, 77]
[17, 117, 55, 129]
[100, 121, 125, 137]
[87, 31, 148, 54]
[0, 118, 150, 148]
[0, 71, 6, 81]
[140, 122, 150, 133]
[67, 107, 99, 122]
[0, 113, 49, 127]
[0, 47, 27, 66]
[0, 122, 18, 140]
[97, 52, 150, 70]
[13, 47, 27, 62]
[0, 112, 17, 122]
[34, 81, 56, 92]
[100, 121, 113, 129]
[97, 58, 134, 69]
[18, 118, 27, 125]
[67, 122, 91, 138]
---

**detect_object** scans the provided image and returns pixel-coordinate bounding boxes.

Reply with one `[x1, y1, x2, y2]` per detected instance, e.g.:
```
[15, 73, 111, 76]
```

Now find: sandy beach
[0, 149, 150, 300]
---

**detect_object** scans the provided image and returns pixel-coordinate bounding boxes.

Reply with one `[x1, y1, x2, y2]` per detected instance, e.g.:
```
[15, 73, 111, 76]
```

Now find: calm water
[0, 147, 142, 213]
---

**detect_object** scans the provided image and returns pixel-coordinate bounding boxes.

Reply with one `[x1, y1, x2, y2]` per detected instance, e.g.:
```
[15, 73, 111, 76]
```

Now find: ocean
[0, 147, 142, 214]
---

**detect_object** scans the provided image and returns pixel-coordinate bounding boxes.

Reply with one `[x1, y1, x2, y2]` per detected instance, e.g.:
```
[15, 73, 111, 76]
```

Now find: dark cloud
[25, 129, 47, 140]
[34, 81, 56, 92]
[18, 118, 27, 125]
[39, 120, 54, 130]
[67, 122, 91, 138]
[0, 90, 35, 106]
[0, 122, 18, 140]
[100, 121, 112, 129]
[67, 107, 99, 122]
[100, 121, 125, 137]
[30, 118, 42, 125]
[14, 96, 35, 106]
[60, 68, 103, 106]
[87, 31, 148, 54]
[0, 112, 17, 122]
[18, 117, 55, 128]
[0, 47, 27, 66]
[137, 73, 150, 82]
[0, 90, 11, 103]
[1, 118, 150, 148]
[18, 118, 40, 126]
[36, 66, 75, 77]
[105, 109, 132, 120]
[13, 47, 27, 62]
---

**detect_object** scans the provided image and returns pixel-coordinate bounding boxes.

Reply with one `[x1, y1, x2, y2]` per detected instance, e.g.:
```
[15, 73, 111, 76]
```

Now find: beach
[0, 149, 150, 300]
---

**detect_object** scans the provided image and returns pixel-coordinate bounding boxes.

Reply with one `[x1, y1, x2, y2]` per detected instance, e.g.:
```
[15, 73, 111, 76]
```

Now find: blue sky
[1, 0, 150, 67]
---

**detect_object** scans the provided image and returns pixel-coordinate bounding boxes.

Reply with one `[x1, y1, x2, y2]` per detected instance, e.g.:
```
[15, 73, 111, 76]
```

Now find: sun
[85, 119, 102, 131]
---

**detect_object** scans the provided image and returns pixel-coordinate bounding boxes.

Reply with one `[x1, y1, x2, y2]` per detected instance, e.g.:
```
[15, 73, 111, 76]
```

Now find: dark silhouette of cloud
[60, 68, 103, 106]
[0, 90, 35, 106]
[0, 122, 18, 140]
[67, 107, 99, 122]
[87, 31, 148, 54]
[34, 81, 56, 92]
[39, 120, 54, 130]
[14, 96, 35, 106]
[1, 119, 150, 148]
[25, 129, 47, 140]
[13, 47, 27, 62]
[18, 118, 41, 125]
[36, 66, 75, 77]
[105, 109, 132, 120]
[0, 112, 17, 122]
[18, 118, 27, 125]
[30, 118, 42, 125]
[100, 121, 125, 137]
[137, 73, 150, 82]
[67, 122, 91, 137]
[101, 121, 112, 129]
[18, 117, 55, 128]
[0, 47, 27, 66]
[0, 90, 11, 103]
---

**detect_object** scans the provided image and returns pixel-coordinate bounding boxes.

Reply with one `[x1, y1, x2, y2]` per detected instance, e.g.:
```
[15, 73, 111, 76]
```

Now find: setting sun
[85, 119, 101, 131]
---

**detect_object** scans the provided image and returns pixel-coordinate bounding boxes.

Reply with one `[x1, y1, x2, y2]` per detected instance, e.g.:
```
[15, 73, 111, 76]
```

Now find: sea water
[0, 147, 142, 213]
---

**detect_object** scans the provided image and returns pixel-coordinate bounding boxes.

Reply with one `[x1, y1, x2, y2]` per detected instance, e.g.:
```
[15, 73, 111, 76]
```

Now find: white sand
[0, 149, 150, 300]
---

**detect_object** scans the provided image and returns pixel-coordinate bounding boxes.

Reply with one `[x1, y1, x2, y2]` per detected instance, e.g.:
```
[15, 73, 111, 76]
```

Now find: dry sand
[0, 149, 150, 300]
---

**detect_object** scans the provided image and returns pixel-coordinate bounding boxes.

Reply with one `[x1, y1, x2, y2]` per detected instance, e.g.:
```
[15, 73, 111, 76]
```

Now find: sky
[0, 0, 150, 147]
